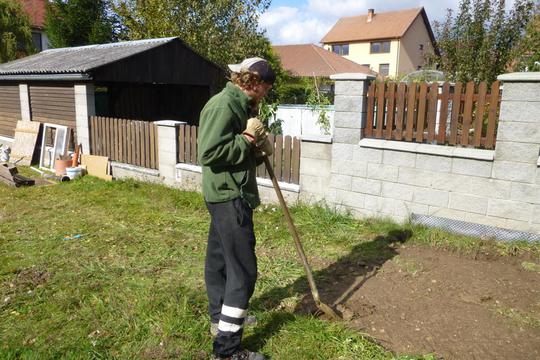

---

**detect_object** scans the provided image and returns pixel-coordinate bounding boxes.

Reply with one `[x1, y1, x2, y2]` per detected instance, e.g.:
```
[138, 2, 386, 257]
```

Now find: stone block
[301, 141, 332, 160]
[364, 194, 382, 211]
[492, 161, 536, 183]
[499, 101, 540, 123]
[300, 157, 331, 177]
[332, 159, 367, 177]
[351, 208, 377, 219]
[430, 208, 503, 228]
[504, 219, 533, 233]
[333, 127, 361, 144]
[449, 193, 489, 215]
[330, 174, 352, 191]
[496, 121, 540, 143]
[338, 190, 366, 208]
[353, 146, 383, 163]
[494, 141, 540, 163]
[413, 188, 449, 207]
[397, 167, 434, 188]
[332, 143, 355, 161]
[367, 163, 399, 182]
[381, 182, 415, 201]
[333, 111, 363, 129]
[380, 197, 403, 215]
[394, 201, 429, 218]
[488, 199, 533, 222]
[334, 95, 365, 113]
[334, 80, 369, 96]
[352, 178, 382, 195]
[416, 154, 452, 172]
[431, 173, 511, 199]
[533, 205, 540, 224]
[501, 82, 540, 102]
[510, 182, 540, 204]
[452, 158, 492, 178]
[382, 149, 416, 168]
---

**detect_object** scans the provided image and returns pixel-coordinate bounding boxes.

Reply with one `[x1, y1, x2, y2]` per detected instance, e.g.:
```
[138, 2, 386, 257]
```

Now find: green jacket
[197, 82, 261, 208]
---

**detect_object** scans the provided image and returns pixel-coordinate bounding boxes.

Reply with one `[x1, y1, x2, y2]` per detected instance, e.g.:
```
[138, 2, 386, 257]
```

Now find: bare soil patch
[307, 243, 540, 359]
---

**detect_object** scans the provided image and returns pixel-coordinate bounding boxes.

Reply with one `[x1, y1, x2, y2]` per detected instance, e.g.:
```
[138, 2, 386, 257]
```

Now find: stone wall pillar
[74, 84, 95, 154]
[328, 73, 375, 209]
[155, 120, 185, 186]
[330, 73, 375, 144]
[19, 84, 31, 121]
[493, 73, 540, 233]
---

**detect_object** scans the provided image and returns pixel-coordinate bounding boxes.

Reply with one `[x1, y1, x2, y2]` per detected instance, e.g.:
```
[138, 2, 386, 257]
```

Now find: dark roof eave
[0, 73, 92, 81]
[323, 36, 402, 44]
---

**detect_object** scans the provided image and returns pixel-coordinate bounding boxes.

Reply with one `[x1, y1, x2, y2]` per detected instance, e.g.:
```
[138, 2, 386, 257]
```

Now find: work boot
[211, 349, 266, 360]
[210, 315, 258, 336]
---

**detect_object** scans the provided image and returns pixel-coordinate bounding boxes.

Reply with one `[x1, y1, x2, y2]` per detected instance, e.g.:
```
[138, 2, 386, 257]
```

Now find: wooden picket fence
[178, 124, 301, 184]
[365, 81, 501, 149]
[89, 116, 159, 169]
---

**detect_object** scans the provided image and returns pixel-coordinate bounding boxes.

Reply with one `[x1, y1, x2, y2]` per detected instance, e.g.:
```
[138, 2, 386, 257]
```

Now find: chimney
[367, 9, 374, 22]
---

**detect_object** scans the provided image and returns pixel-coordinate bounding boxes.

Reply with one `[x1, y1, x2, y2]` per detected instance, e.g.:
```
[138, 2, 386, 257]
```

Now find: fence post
[492, 72, 540, 232]
[154, 120, 185, 186]
[74, 84, 95, 154]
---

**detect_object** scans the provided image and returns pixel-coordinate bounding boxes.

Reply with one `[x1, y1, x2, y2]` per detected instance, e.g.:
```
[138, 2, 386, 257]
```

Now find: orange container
[54, 158, 72, 176]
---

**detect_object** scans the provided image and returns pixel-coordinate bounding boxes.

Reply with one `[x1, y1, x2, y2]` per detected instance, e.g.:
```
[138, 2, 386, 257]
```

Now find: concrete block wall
[327, 72, 540, 235]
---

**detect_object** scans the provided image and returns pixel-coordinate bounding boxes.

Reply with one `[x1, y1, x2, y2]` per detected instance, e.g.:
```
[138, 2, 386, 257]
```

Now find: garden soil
[299, 244, 540, 360]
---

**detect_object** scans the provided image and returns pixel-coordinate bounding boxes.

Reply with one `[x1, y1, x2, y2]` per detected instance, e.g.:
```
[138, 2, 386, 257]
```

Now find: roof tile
[273, 44, 375, 77]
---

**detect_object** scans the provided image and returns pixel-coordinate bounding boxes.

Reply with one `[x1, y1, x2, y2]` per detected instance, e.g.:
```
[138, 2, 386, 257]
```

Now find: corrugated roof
[273, 44, 375, 77]
[0, 37, 177, 75]
[321, 7, 425, 43]
[19, 0, 46, 29]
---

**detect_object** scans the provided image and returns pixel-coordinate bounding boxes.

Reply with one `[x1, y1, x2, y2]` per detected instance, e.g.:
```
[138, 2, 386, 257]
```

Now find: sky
[260, 0, 517, 45]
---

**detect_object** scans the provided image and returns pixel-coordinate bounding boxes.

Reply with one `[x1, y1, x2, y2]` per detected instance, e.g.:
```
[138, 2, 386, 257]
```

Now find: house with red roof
[18, 0, 49, 51]
[321, 7, 437, 77]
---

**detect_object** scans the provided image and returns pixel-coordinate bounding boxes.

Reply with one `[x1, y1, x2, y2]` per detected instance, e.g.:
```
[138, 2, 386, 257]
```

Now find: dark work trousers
[205, 197, 258, 358]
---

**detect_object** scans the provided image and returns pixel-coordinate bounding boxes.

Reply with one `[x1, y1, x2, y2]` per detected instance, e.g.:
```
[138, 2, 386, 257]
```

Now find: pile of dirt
[315, 244, 540, 359]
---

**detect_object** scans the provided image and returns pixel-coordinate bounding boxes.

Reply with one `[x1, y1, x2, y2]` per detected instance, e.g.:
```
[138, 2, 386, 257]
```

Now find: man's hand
[255, 136, 273, 157]
[243, 118, 266, 145]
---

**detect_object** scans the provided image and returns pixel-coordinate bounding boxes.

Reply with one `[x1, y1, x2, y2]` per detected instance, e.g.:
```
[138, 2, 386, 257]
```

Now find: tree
[113, 0, 272, 69]
[45, 0, 118, 48]
[427, 0, 534, 83]
[514, 1, 540, 71]
[0, 0, 33, 63]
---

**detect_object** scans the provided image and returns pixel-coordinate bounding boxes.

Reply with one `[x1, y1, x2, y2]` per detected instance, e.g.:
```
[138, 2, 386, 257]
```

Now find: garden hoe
[262, 156, 340, 320]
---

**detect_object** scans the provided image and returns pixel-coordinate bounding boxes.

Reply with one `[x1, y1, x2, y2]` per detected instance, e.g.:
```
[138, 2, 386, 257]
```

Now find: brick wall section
[328, 72, 540, 235]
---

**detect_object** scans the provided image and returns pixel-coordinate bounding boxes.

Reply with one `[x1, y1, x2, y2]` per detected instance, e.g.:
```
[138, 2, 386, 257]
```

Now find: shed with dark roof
[0, 37, 224, 142]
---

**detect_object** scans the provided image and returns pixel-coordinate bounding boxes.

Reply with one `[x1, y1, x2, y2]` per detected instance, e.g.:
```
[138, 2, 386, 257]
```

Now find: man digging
[198, 57, 276, 360]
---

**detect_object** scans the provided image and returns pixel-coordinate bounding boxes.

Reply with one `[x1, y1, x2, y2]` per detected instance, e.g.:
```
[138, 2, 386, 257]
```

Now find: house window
[32, 31, 42, 52]
[370, 41, 390, 53]
[361, 64, 370, 68]
[332, 44, 349, 56]
[419, 44, 424, 51]
[379, 64, 390, 77]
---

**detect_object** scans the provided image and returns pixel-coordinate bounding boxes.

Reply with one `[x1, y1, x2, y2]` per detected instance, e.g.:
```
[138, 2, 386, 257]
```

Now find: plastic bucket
[66, 167, 82, 180]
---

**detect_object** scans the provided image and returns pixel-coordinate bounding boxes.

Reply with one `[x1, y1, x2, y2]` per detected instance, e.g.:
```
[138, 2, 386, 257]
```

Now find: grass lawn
[1, 175, 538, 359]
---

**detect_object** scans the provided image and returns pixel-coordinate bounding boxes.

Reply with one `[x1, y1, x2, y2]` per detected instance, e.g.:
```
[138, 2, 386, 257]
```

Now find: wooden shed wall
[29, 84, 76, 128]
[0, 84, 21, 138]
[97, 83, 210, 124]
